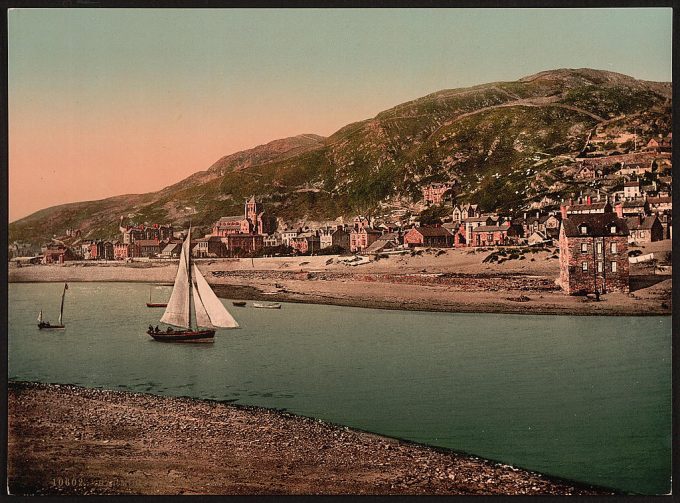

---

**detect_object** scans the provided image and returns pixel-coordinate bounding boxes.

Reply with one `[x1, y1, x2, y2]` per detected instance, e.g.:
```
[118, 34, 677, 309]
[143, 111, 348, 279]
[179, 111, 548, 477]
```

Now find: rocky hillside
[9, 68, 671, 244]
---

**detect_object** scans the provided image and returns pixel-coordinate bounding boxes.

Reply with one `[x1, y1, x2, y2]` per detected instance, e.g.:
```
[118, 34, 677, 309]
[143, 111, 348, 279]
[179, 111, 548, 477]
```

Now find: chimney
[586, 195, 591, 205]
[560, 204, 568, 220]
[597, 189, 601, 202]
[523, 212, 527, 220]
[615, 203, 623, 218]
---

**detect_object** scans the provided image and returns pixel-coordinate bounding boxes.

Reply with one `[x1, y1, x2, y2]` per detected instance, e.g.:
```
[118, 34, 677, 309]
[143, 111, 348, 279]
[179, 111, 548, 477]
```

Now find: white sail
[38, 310, 43, 323]
[193, 264, 240, 328]
[160, 231, 191, 328]
[192, 283, 213, 328]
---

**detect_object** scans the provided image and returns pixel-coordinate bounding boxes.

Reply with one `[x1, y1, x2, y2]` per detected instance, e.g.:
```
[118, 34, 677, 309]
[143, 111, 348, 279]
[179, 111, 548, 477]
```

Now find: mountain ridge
[9, 68, 672, 244]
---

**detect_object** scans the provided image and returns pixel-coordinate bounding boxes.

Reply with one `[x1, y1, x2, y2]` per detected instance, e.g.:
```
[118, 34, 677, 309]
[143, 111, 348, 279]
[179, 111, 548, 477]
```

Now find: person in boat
[148, 325, 153, 333]
[154, 325, 160, 333]
[167, 326, 173, 333]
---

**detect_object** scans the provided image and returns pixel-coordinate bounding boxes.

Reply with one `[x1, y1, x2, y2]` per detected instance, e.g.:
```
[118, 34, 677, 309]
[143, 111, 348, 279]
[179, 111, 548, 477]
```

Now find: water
[8, 282, 671, 494]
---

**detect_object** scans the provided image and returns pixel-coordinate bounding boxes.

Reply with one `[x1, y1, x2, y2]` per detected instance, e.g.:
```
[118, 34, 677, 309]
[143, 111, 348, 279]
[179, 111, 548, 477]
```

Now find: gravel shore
[8, 381, 614, 495]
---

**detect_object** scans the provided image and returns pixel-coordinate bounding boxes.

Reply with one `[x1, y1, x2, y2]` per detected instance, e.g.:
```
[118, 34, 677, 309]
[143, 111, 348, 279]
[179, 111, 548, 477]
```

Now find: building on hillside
[403, 226, 453, 248]
[458, 215, 496, 245]
[422, 182, 453, 205]
[575, 164, 603, 180]
[527, 231, 551, 246]
[42, 245, 76, 264]
[623, 180, 642, 200]
[558, 210, 629, 295]
[656, 211, 672, 239]
[647, 195, 672, 213]
[213, 215, 251, 235]
[563, 199, 613, 215]
[319, 226, 349, 251]
[625, 215, 664, 244]
[646, 134, 672, 153]
[349, 227, 382, 253]
[113, 242, 138, 260]
[619, 200, 649, 217]
[619, 162, 653, 177]
[352, 216, 372, 231]
[452, 203, 480, 222]
[280, 229, 299, 248]
[119, 220, 173, 244]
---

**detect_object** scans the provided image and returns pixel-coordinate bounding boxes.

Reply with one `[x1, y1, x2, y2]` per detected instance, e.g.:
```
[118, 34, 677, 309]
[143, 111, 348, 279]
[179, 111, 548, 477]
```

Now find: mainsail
[193, 265, 240, 328]
[38, 310, 43, 323]
[160, 229, 192, 328]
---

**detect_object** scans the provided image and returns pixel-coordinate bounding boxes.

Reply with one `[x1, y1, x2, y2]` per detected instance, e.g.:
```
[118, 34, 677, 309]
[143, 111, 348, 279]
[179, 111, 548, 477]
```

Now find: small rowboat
[232, 301, 247, 307]
[253, 302, 281, 309]
[146, 302, 168, 308]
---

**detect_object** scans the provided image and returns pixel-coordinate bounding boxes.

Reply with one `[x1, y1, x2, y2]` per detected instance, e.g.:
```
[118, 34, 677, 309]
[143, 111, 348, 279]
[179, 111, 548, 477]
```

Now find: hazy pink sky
[8, 8, 672, 222]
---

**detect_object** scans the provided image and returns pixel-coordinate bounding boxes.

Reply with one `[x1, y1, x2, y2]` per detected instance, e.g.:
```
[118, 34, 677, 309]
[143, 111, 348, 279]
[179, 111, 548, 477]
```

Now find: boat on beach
[147, 228, 239, 342]
[253, 302, 281, 309]
[38, 283, 68, 330]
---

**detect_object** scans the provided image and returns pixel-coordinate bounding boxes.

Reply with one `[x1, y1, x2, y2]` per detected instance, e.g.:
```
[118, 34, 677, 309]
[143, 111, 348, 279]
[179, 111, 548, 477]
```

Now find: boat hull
[253, 303, 281, 309]
[38, 323, 65, 330]
[146, 329, 215, 343]
[146, 303, 168, 308]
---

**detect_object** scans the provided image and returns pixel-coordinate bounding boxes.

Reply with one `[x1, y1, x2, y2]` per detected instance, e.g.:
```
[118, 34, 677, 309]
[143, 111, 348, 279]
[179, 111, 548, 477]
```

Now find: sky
[8, 8, 673, 222]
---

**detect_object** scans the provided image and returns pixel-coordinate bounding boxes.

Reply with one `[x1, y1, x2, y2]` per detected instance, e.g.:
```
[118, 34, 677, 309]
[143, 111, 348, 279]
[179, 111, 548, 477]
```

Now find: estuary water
[8, 282, 671, 494]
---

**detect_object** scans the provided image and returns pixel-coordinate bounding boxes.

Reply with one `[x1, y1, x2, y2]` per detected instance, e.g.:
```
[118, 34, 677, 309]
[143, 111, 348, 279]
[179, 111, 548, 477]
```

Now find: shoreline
[8, 381, 616, 495]
[9, 263, 672, 316]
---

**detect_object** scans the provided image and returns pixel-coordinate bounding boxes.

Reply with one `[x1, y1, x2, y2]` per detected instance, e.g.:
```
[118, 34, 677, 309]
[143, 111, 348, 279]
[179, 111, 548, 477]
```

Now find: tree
[418, 204, 449, 226]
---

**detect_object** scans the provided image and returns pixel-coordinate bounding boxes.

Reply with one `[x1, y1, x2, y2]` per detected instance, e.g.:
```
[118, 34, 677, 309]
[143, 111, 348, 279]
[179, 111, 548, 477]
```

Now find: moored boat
[252, 302, 281, 309]
[232, 301, 247, 307]
[38, 283, 68, 330]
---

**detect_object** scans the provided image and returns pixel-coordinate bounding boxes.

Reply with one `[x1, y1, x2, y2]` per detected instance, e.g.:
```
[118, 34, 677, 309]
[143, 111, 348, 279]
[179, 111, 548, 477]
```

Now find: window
[596, 242, 603, 255]
[611, 261, 617, 273]
[610, 225, 617, 233]
[597, 261, 603, 273]
[610, 242, 617, 254]
[580, 225, 588, 235]
[581, 243, 588, 253]
[582, 261, 588, 272]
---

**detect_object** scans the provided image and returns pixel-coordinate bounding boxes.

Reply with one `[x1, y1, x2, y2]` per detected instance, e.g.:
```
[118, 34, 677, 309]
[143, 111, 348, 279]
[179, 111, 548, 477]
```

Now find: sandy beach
[9, 242, 672, 316]
[7, 381, 614, 495]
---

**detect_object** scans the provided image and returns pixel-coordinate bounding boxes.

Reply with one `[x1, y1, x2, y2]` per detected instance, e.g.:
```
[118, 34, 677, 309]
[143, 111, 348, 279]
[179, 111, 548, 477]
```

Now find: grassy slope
[9, 69, 671, 244]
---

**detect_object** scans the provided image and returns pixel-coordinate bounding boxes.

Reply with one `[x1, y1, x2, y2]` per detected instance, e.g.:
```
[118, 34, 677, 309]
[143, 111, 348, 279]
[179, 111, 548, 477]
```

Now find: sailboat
[147, 227, 239, 342]
[146, 286, 168, 308]
[38, 283, 68, 330]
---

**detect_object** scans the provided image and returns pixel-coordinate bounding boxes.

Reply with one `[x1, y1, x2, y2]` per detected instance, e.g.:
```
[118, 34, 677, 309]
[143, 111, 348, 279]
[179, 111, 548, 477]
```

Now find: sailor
[154, 325, 160, 333]
[148, 325, 153, 332]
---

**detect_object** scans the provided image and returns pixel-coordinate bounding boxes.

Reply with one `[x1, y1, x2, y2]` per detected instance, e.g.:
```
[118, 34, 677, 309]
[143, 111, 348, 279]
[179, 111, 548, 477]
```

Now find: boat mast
[59, 283, 67, 325]
[187, 226, 195, 330]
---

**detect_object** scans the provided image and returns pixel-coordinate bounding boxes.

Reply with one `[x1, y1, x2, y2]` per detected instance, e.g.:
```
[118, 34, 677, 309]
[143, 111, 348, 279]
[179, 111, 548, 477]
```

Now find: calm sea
[8, 282, 671, 494]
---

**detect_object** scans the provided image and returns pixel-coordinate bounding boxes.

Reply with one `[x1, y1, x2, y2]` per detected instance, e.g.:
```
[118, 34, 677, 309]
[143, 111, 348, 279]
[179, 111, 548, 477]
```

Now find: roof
[472, 225, 508, 232]
[626, 216, 659, 231]
[410, 226, 451, 237]
[216, 216, 244, 223]
[647, 196, 672, 204]
[376, 232, 400, 242]
[561, 214, 629, 238]
[135, 239, 161, 246]
[624, 181, 641, 187]
[462, 216, 490, 223]
[162, 243, 181, 253]
[566, 202, 611, 212]
[621, 200, 647, 208]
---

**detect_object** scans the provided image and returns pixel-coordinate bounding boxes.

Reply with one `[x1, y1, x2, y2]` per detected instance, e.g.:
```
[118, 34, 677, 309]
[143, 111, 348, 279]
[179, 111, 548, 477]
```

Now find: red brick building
[558, 212, 629, 295]
[291, 233, 321, 254]
[470, 223, 521, 247]
[224, 234, 264, 257]
[403, 226, 453, 248]
[422, 183, 453, 205]
[350, 227, 383, 253]
[113, 242, 140, 260]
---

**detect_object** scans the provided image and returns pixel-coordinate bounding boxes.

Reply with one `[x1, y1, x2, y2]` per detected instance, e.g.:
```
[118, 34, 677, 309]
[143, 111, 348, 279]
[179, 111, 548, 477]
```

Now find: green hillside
[9, 68, 672, 244]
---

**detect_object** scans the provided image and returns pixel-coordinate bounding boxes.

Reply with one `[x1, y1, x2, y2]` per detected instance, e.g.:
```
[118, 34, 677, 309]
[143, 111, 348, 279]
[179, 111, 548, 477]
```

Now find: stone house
[558, 210, 629, 295]
[136, 239, 164, 258]
[625, 215, 664, 244]
[403, 226, 453, 248]
[564, 200, 613, 215]
[422, 182, 453, 205]
[225, 234, 264, 257]
[263, 232, 282, 248]
[623, 180, 642, 200]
